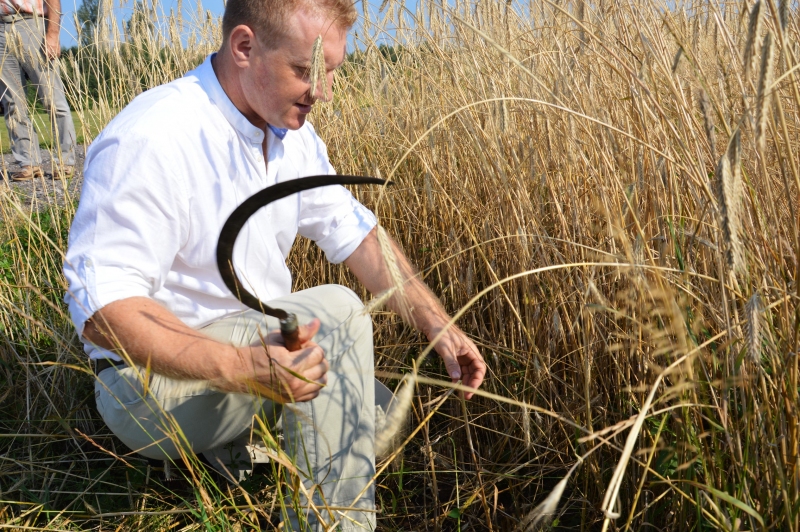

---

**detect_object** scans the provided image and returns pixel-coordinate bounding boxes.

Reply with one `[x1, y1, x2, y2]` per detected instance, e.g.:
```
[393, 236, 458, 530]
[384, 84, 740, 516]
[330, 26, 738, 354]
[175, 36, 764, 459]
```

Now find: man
[0, 0, 76, 181]
[63, 0, 485, 529]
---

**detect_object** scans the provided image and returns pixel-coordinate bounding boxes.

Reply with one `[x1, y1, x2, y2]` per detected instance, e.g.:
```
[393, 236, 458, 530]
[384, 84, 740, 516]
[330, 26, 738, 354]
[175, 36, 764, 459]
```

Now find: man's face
[240, 9, 347, 130]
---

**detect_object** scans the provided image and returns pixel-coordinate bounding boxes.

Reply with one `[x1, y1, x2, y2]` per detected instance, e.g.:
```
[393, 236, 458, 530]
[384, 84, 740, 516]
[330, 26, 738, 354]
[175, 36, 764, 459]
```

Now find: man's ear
[227, 24, 256, 68]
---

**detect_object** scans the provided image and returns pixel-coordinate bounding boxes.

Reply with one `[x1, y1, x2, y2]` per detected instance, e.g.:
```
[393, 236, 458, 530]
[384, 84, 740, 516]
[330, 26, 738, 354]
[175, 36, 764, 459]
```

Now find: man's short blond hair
[222, 0, 357, 49]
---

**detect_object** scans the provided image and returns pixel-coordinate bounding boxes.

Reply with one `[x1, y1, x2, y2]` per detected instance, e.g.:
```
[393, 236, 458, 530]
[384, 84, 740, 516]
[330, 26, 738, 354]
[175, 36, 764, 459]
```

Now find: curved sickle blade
[216, 174, 389, 318]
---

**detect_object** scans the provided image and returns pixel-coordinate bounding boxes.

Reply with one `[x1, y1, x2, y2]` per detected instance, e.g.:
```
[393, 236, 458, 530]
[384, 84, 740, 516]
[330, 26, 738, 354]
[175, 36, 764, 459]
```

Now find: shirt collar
[194, 53, 266, 145]
[268, 124, 288, 140]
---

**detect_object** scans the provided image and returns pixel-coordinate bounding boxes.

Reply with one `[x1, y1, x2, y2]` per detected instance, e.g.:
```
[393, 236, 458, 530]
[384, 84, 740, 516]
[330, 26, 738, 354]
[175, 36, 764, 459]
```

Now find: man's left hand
[426, 323, 486, 400]
[346, 227, 488, 400]
[44, 32, 60, 59]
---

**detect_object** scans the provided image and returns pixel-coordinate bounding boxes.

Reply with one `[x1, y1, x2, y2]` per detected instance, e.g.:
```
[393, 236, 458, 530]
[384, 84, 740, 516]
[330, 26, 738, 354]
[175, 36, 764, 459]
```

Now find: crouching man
[62, 0, 485, 529]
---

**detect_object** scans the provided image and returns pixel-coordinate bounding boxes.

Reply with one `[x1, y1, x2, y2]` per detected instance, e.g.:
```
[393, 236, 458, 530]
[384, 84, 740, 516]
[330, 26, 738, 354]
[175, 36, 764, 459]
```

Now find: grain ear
[743, 1, 763, 77]
[716, 146, 743, 274]
[374, 373, 415, 457]
[755, 31, 775, 155]
[309, 35, 328, 101]
[745, 292, 765, 366]
[699, 89, 716, 156]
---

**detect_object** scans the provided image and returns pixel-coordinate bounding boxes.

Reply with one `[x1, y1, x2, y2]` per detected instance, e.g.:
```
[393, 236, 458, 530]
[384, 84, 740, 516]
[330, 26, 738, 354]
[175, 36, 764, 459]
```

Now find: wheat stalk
[715, 150, 743, 273]
[743, 1, 762, 78]
[360, 286, 398, 316]
[309, 35, 328, 100]
[671, 47, 683, 74]
[699, 89, 716, 156]
[515, 459, 583, 531]
[730, 129, 742, 217]
[745, 292, 765, 365]
[778, 0, 788, 30]
[522, 405, 531, 448]
[374, 372, 416, 457]
[755, 31, 774, 155]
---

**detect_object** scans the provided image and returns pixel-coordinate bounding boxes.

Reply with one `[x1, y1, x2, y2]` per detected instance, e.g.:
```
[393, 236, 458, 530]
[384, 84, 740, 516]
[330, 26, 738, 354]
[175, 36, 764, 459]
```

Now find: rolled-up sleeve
[63, 133, 189, 339]
[296, 128, 377, 264]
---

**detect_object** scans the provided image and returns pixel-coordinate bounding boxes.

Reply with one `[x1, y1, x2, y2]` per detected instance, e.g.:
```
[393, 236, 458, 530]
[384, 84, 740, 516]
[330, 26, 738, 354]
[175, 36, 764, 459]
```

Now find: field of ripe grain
[1, 0, 798, 529]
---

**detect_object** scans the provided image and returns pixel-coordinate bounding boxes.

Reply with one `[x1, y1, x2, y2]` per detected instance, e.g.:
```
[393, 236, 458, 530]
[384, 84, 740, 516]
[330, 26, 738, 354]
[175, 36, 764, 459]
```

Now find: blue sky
[59, 0, 227, 47]
[58, 0, 393, 48]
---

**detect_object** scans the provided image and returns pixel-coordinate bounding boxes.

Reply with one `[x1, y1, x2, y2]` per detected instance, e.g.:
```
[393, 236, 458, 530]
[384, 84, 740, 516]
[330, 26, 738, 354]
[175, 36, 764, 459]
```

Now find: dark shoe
[9, 166, 43, 182]
[52, 165, 74, 180]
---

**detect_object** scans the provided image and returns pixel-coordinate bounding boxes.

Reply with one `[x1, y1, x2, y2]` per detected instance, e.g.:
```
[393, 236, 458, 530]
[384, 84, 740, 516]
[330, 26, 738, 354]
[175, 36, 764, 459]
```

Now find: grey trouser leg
[0, 17, 75, 167]
[0, 49, 34, 166]
[95, 285, 376, 532]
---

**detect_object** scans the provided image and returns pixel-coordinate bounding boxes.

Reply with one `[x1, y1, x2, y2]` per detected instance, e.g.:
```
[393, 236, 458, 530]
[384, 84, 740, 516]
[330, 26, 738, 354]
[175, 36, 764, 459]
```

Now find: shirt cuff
[64, 256, 153, 340]
[317, 205, 378, 264]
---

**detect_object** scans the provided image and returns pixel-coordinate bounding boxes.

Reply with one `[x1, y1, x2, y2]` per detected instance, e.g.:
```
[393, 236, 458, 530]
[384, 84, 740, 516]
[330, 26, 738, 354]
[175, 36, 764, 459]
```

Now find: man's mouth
[295, 103, 313, 113]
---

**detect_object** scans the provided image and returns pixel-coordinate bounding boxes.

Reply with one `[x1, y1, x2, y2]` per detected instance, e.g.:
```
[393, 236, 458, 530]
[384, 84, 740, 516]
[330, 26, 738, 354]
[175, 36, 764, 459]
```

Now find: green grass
[0, 110, 102, 154]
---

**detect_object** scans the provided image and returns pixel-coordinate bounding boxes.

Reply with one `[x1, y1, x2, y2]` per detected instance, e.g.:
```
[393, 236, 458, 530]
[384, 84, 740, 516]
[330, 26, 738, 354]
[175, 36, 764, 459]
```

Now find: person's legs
[95, 284, 376, 531]
[0, 21, 39, 168]
[94, 362, 273, 460]
[14, 17, 75, 167]
[202, 284, 377, 531]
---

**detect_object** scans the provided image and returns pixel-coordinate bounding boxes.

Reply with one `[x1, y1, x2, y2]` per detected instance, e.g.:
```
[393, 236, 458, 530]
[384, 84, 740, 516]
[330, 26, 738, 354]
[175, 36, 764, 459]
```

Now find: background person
[0, 0, 76, 181]
[63, 0, 486, 528]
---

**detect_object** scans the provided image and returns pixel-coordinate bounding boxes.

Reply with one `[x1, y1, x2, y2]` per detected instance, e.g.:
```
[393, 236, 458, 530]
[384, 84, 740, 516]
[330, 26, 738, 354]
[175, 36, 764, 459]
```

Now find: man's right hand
[83, 297, 329, 404]
[217, 318, 329, 403]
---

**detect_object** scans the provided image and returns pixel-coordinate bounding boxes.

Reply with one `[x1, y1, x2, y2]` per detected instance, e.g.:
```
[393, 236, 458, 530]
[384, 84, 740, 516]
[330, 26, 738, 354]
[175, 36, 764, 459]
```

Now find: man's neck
[211, 50, 268, 131]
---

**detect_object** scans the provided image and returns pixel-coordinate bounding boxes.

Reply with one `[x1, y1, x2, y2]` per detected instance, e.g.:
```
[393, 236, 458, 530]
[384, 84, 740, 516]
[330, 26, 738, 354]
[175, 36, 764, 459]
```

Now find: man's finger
[294, 389, 322, 402]
[462, 373, 483, 399]
[441, 351, 463, 381]
[289, 375, 327, 401]
[454, 343, 485, 399]
[293, 344, 325, 367]
[301, 359, 329, 384]
[298, 318, 321, 345]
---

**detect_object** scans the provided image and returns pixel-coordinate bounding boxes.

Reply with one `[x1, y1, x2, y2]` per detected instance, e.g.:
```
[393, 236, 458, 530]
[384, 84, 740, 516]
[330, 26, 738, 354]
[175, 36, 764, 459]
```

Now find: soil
[1, 146, 86, 216]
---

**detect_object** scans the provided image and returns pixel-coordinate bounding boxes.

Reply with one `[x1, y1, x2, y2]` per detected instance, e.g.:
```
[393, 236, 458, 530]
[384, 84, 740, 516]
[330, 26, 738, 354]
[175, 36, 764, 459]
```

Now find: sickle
[216, 174, 388, 347]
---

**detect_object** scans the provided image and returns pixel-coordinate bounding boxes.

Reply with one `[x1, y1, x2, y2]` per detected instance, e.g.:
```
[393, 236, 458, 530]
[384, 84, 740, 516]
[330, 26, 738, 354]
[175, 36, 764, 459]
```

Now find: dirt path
[1, 147, 86, 215]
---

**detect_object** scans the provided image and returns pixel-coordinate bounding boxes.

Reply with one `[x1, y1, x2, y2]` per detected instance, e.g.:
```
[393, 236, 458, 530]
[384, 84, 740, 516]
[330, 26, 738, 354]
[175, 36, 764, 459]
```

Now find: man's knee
[319, 284, 363, 311]
[39, 90, 69, 116]
[4, 98, 24, 119]
[316, 284, 371, 332]
[307, 285, 373, 367]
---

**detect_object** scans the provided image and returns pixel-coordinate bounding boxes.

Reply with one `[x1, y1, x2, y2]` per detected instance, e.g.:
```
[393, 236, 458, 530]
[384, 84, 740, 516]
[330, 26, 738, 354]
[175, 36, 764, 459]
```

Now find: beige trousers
[94, 285, 376, 531]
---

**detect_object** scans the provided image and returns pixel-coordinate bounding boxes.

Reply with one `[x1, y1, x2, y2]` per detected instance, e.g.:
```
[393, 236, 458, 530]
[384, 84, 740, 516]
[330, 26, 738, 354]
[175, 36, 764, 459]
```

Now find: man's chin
[283, 115, 306, 130]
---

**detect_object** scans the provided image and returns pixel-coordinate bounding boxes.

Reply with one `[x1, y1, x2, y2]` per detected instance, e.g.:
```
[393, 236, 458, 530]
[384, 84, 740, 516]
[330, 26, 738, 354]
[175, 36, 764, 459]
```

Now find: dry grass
[1, 0, 800, 529]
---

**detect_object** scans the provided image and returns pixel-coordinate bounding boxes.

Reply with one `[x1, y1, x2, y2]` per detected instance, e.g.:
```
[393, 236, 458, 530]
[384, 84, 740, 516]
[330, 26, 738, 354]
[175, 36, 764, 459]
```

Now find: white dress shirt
[64, 54, 377, 360]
